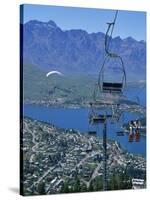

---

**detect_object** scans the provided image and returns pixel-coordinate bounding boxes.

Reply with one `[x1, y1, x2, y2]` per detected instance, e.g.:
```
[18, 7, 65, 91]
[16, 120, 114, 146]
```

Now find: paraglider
[46, 70, 63, 77]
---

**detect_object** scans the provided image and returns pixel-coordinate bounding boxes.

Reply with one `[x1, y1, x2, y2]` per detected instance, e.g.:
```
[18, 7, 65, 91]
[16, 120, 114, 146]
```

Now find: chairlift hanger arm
[105, 10, 118, 56]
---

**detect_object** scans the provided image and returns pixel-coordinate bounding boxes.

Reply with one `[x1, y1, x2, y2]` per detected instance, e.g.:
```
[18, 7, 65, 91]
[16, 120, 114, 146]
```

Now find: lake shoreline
[23, 115, 146, 158]
[24, 100, 90, 109]
[23, 104, 146, 156]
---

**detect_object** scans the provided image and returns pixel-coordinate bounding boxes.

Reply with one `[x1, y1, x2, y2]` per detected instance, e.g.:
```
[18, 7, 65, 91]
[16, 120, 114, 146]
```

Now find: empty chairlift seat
[90, 114, 106, 124]
[102, 82, 123, 93]
[88, 131, 97, 135]
[116, 131, 124, 136]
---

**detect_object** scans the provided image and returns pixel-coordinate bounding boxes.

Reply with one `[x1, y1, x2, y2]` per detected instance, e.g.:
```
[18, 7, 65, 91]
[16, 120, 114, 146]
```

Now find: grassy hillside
[23, 63, 96, 104]
[23, 63, 146, 107]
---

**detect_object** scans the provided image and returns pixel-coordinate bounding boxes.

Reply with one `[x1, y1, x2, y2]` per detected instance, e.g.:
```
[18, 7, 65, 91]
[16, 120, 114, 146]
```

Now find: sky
[22, 4, 146, 41]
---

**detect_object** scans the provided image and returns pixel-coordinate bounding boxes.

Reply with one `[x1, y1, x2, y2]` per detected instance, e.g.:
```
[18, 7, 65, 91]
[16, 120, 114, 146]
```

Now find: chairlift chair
[88, 102, 107, 124]
[88, 131, 97, 135]
[135, 130, 140, 142]
[135, 120, 141, 142]
[89, 113, 106, 124]
[88, 111, 99, 135]
[128, 133, 134, 142]
[98, 12, 126, 95]
[98, 55, 126, 95]
[116, 131, 124, 136]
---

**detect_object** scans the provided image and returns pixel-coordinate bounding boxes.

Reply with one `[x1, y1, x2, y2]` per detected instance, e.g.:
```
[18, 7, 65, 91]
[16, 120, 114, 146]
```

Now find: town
[21, 117, 146, 195]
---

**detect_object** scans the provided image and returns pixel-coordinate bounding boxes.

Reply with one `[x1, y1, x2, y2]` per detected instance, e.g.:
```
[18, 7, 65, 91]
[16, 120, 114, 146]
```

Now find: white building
[132, 178, 145, 189]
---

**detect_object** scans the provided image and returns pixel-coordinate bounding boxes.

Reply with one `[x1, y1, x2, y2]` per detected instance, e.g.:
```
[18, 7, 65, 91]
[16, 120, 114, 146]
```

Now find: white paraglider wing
[46, 71, 63, 77]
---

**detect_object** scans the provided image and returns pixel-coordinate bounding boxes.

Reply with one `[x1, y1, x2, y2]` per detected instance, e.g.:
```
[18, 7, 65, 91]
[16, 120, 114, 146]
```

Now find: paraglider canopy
[46, 70, 63, 77]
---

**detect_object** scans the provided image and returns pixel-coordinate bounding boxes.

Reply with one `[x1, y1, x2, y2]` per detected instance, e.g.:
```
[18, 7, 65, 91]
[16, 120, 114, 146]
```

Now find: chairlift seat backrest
[92, 115, 106, 123]
[88, 131, 97, 135]
[102, 82, 123, 93]
[116, 131, 124, 136]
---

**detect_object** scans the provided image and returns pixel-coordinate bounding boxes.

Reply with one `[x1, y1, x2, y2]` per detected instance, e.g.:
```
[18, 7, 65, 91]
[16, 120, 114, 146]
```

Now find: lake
[23, 103, 146, 156]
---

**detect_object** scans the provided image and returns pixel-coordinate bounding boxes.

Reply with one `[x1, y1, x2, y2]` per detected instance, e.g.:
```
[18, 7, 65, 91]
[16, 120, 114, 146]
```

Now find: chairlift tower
[89, 108, 113, 191]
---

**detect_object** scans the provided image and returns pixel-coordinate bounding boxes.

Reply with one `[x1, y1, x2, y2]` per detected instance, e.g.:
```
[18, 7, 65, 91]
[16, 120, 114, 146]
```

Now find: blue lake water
[124, 84, 146, 106]
[23, 106, 146, 157]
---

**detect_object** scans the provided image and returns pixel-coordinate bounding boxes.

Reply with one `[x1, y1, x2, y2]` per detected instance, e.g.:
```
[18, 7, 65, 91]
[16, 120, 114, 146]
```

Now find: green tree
[73, 177, 81, 192]
[108, 173, 132, 190]
[95, 177, 103, 191]
[88, 182, 94, 192]
[60, 181, 70, 193]
[37, 181, 46, 195]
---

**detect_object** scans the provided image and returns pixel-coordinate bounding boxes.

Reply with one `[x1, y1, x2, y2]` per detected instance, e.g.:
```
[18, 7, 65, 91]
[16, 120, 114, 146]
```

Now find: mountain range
[22, 20, 146, 80]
